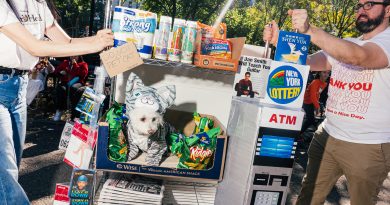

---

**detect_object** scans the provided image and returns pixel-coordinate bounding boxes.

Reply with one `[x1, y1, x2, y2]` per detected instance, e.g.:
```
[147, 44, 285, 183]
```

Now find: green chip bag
[193, 112, 214, 134]
[105, 102, 128, 162]
[177, 127, 220, 170]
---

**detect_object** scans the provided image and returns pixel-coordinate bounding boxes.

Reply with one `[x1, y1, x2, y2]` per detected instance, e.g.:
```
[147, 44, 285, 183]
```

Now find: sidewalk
[20, 109, 390, 205]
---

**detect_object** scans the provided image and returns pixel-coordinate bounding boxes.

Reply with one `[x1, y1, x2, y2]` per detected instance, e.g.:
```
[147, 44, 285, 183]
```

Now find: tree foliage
[141, 0, 225, 24]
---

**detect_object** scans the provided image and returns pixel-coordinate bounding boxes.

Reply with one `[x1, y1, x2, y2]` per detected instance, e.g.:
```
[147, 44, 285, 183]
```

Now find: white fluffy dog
[125, 73, 176, 166]
[127, 108, 163, 152]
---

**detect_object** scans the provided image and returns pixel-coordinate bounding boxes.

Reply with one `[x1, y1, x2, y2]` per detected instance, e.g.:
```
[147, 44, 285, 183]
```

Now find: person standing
[301, 71, 330, 134]
[0, 0, 113, 202]
[53, 56, 88, 121]
[264, 0, 390, 204]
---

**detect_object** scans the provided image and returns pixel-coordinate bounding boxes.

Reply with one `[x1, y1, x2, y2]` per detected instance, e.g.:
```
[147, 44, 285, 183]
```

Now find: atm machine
[215, 97, 304, 205]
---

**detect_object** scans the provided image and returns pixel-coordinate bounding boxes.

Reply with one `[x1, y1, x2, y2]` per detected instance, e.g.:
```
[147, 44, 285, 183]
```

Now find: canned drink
[181, 21, 197, 64]
[167, 18, 186, 62]
[112, 6, 157, 59]
[154, 16, 172, 60]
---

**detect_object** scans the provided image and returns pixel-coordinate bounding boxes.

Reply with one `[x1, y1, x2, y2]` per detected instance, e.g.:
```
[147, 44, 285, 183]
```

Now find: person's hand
[60, 70, 66, 75]
[93, 29, 114, 51]
[263, 20, 279, 46]
[315, 108, 320, 116]
[288, 9, 311, 34]
[71, 58, 77, 64]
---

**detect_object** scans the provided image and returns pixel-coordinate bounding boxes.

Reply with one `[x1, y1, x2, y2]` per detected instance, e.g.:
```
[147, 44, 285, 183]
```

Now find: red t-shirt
[54, 60, 89, 85]
[303, 79, 327, 109]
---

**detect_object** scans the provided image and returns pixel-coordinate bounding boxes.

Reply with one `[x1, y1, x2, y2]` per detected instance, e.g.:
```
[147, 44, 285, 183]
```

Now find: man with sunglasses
[264, 0, 390, 204]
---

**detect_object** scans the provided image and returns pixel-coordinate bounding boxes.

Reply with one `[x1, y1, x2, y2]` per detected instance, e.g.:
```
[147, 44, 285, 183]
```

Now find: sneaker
[53, 110, 62, 121]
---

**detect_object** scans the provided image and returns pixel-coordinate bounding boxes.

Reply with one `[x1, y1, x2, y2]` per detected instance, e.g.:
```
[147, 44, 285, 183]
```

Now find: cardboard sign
[100, 43, 144, 78]
[274, 31, 310, 65]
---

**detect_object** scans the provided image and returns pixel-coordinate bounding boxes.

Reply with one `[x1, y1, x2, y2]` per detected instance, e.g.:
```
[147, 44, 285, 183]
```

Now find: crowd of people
[1, 0, 390, 204]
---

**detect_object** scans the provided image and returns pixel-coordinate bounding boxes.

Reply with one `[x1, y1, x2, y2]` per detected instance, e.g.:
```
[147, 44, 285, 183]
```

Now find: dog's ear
[157, 85, 176, 111]
[126, 72, 144, 93]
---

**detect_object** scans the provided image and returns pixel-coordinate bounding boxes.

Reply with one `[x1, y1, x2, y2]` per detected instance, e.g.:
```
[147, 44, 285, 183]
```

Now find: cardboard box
[95, 110, 228, 181]
[193, 31, 246, 72]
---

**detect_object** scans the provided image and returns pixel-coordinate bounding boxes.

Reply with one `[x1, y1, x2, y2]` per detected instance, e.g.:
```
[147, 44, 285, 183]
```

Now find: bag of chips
[105, 102, 129, 162]
[193, 112, 214, 134]
[197, 22, 227, 40]
[177, 127, 220, 170]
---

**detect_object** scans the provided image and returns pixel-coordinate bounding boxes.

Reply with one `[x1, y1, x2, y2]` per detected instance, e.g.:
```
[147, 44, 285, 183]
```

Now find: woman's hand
[93, 29, 114, 51]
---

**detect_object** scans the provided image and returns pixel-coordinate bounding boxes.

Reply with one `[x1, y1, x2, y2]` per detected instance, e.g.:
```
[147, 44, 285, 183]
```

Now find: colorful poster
[262, 61, 310, 109]
[274, 31, 310, 65]
[233, 56, 271, 99]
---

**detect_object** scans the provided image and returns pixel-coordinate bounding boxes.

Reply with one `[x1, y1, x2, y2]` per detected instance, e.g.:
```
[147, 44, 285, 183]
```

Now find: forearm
[28, 40, 97, 57]
[1, 23, 99, 57]
[71, 36, 95, 44]
[306, 26, 380, 69]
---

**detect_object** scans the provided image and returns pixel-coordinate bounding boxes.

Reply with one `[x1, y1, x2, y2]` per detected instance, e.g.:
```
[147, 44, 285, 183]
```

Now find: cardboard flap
[228, 37, 246, 59]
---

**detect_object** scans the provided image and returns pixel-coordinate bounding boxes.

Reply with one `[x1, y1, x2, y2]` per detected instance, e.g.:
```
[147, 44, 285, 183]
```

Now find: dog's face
[129, 108, 163, 137]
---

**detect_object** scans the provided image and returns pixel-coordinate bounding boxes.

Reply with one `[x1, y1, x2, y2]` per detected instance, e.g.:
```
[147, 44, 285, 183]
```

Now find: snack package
[193, 112, 214, 134]
[168, 132, 200, 158]
[177, 127, 220, 170]
[76, 88, 105, 124]
[201, 38, 232, 59]
[105, 102, 129, 162]
[197, 22, 227, 40]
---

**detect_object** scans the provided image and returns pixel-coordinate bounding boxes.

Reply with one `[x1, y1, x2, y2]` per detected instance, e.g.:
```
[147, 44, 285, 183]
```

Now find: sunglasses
[354, 1, 389, 12]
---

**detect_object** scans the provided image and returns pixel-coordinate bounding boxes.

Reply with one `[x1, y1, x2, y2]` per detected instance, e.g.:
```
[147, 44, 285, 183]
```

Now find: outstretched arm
[0, 22, 113, 57]
[290, 9, 389, 69]
[45, 21, 97, 44]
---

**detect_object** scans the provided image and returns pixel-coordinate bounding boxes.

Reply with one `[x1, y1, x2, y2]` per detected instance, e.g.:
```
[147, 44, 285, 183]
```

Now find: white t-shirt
[323, 28, 390, 144]
[0, 0, 54, 70]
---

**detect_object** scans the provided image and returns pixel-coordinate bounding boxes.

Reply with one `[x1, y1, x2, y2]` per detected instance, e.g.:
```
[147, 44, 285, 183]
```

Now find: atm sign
[268, 114, 297, 125]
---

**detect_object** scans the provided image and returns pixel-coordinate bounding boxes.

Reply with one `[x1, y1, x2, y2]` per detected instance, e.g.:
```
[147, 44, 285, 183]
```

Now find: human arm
[308, 80, 321, 110]
[53, 61, 68, 76]
[0, 22, 113, 57]
[45, 22, 96, 44]
[289, 9, 389, 69]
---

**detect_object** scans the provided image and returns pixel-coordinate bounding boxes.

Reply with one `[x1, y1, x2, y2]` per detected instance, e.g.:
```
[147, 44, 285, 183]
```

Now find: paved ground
[19, 107, 390, 205]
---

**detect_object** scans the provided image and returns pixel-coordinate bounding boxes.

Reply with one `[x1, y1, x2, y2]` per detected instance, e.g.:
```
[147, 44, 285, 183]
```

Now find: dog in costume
[125, 73, 175, 166]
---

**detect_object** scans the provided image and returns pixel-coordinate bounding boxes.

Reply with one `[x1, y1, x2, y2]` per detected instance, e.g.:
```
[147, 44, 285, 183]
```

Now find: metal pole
[263, 23, 272, 58]
[89, 0, 96, 36]
[102, 0, 116, 107]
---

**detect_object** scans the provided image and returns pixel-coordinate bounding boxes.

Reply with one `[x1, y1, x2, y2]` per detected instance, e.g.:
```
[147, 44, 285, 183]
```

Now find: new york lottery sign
[262, 61, 310, 109]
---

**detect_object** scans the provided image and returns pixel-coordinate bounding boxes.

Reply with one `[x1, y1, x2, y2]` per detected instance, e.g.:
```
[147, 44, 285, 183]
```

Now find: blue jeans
[0, 166, 29, 205]
[0, 73, 28, 180]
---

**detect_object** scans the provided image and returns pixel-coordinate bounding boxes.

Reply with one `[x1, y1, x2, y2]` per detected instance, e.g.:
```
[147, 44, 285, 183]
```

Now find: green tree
[53, 0, 92, 37]
[309, 0, 358, 38]
[141, 0, 226, 24]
